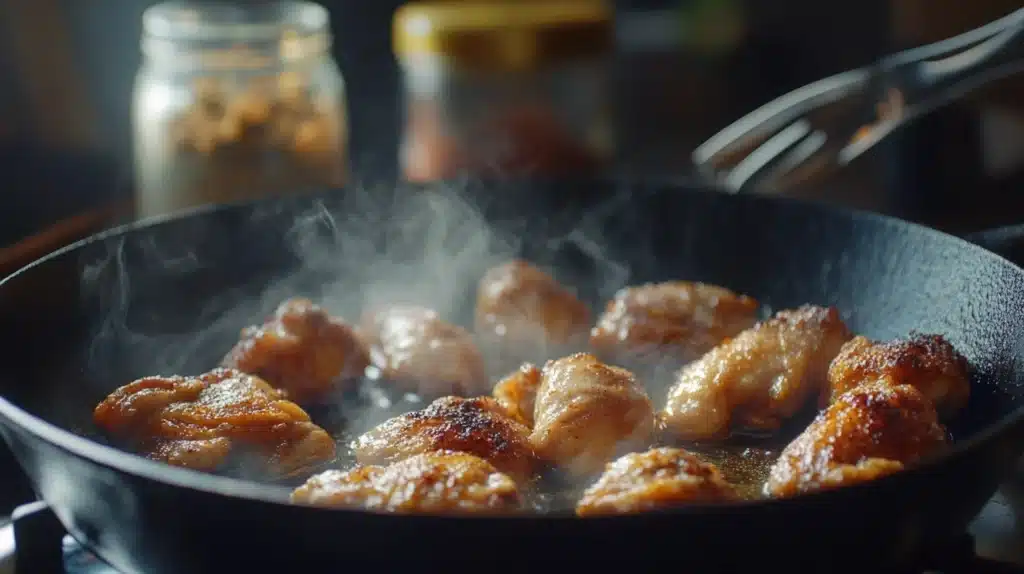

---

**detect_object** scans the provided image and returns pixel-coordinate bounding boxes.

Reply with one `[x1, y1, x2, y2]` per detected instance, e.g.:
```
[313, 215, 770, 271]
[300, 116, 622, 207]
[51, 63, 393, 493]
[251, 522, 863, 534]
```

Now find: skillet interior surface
[1, 177, 1024, 572]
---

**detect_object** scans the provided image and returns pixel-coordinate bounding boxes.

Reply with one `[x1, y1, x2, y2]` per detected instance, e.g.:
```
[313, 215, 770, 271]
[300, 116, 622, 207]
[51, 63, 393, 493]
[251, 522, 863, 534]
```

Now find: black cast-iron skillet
[1, 177, 1024, 573]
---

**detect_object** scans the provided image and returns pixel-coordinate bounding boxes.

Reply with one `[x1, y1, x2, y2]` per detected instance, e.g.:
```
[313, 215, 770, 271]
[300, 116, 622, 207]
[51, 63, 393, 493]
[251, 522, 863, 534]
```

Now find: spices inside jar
[394, 0, 615, 182]
[171, 73, 338, 160]
[133, 1, 348, 219]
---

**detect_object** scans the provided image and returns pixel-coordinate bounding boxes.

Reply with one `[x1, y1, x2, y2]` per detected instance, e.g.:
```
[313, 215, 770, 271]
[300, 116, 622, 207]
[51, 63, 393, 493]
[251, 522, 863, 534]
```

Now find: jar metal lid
[393, 0, 612, 70]
[141, 1, 332, 67]
[143, 1, 329, 41]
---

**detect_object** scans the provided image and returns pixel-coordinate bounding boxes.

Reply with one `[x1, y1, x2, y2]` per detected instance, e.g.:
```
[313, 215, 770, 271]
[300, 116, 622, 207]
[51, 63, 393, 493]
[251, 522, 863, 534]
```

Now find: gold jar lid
[393, 0, 612, 71]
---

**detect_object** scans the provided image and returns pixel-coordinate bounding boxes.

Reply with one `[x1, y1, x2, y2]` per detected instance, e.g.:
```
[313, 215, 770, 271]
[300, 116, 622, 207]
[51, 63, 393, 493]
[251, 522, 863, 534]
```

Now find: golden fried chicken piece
[492, 363, 542, 428]
[531, 353, 655, 477]
[222, 298, 370, 403]
[291, 451, 522, 514]
[589, 281, 759, 369]
[475, 260, 592, 365]
[764, 379, 948, 498]
[93, 368, 335, 476]
[351, 396, 536, 482]
[662, 305, 851, 441]
[825, 333, 970, 417]
[361, 305, 488, 397]
[576, 447, 738, 516]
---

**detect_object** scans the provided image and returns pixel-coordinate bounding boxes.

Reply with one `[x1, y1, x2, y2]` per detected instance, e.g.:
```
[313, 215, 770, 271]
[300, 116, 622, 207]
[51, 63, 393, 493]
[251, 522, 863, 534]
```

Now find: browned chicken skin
[222, 298, 370, 403]
[351, 395, 536, 482]
[589, 281, 759, 370]
[825, 333, 970, 417]
[361, 305, 488, 397]
[492, 363, 542, 428]
[93, 368, 336, 476]
[576, 447, 738, 516]
[476, 260, 592, 366]
[764, 378, 948, 498]
[662, 305, 852, 440]
[291, 451, 522, 514]
[531, 353, 655, 477]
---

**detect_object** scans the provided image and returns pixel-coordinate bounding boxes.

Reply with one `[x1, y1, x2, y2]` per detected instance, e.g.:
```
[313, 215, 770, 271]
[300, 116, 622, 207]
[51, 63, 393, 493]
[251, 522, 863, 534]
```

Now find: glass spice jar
[132, 1, 348, 219]
[393, 0, 615, 182]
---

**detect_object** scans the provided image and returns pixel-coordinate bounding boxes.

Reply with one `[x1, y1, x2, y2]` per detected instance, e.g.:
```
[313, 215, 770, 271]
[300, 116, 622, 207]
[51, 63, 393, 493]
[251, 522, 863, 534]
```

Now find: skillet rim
[0, 177, 1022, 520]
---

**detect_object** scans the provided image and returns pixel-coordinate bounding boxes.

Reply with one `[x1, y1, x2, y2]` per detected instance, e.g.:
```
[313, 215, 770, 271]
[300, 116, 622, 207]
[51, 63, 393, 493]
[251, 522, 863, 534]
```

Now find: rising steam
[76, 179, 638, 440]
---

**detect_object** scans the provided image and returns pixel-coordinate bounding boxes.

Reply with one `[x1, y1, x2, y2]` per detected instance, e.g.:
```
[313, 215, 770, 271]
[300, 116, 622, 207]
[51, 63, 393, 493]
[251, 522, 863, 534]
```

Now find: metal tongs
[693, 8, 1024, 194]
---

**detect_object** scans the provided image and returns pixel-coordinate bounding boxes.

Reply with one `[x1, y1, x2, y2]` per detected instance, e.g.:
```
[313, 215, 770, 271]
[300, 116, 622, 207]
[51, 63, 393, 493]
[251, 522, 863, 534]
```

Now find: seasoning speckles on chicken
[531, 353, 655, 477]
[476, 260, 592, 367]
[764, 378, 948, 498]
[492, 363, 542, 428]
[361, 305, 489, 397]
[93, 368, 335, 477]
[351, 395, 536, 482]
[576, 447, 738, 516]
[222, 298, 370, 403]
[662, 305, 851, 441]
[291, 451, 522, 514]
[589, 281, 759, 370]
[825, 333, 970, 417]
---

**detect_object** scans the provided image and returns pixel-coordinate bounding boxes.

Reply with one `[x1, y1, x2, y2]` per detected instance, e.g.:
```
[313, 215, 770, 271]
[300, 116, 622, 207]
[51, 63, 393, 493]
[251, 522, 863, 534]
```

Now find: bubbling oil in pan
[686, 442, 780, 500]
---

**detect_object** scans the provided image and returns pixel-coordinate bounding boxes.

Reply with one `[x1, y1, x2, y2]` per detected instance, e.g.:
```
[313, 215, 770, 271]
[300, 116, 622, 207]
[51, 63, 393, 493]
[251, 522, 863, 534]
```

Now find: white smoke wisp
[75, 179, 641, 472]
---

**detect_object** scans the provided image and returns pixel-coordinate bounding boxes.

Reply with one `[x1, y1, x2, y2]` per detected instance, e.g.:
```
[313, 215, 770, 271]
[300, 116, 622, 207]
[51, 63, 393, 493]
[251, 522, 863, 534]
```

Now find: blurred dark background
[0, 0, 1023, 264]
[1, 0, 898, 173]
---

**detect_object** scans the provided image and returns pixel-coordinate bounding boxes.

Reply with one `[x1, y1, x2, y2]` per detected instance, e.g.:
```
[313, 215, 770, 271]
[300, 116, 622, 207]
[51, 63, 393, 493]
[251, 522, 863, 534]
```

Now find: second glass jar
[393, 0, 615, 182]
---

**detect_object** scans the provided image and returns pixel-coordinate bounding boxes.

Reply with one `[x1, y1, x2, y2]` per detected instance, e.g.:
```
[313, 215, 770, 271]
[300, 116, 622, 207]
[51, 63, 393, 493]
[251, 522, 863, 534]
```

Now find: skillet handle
[962, 224, 1024, 268]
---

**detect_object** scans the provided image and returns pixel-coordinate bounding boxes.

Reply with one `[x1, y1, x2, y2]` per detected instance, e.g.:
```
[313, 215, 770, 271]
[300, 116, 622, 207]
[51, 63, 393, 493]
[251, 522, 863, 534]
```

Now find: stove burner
[8, 501, 1024, 573]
